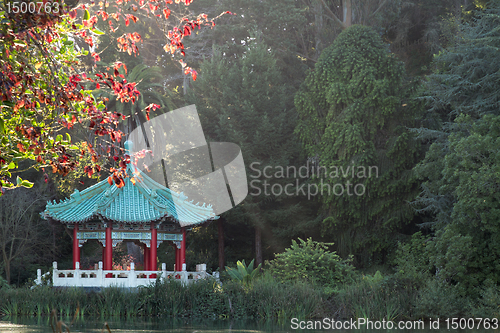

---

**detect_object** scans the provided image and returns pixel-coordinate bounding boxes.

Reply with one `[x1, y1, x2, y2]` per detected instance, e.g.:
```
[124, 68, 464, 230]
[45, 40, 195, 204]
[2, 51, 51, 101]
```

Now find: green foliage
[394, 232, 432, 284]
[294, 25, 421, 262]
[413, 4, 500, 227]
[412, 4, 500, 291]
[331, 272, 418, 321]
[0, 277, 321, 319]
[421, 114, 500, 292]
[422, 5, 500, 119]
[413, 279, 469, 319]
[0, 14, 96, 192]
[225, 259, 261, 286]
[394, 232, 472, 319]
[269, 238, 356, 290]
[0, 275, 11, 290]
[470, 279, 500, 318]
[189, 38, 320, 260]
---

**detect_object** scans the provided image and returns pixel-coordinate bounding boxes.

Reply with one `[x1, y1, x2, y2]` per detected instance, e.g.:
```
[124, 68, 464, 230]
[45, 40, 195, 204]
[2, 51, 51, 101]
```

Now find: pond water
[0, 317, 286, 333]
[0, 317, 495, 333]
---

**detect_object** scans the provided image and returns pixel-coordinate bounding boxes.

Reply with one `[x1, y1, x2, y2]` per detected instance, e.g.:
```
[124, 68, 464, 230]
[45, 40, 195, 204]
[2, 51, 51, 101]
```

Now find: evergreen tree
[412, 4, 500, 292]
[432, 114, 500, 289]
[295, 25, 421, 264]
[188, 41, 320, 266]
[413, 3, 500, 227]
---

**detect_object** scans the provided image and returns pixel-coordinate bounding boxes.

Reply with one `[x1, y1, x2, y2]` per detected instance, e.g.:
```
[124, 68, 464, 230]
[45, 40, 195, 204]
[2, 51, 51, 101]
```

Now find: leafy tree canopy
[0, 0, 225, 195]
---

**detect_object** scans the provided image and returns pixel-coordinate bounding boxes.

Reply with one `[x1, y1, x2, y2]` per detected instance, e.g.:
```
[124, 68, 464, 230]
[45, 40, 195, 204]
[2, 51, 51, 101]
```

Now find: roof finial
[124, 140, 133, 155]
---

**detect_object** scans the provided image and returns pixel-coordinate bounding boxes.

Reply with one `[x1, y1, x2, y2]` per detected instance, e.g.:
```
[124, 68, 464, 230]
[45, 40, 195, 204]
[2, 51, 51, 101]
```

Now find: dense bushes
[268, 238, 356, 293]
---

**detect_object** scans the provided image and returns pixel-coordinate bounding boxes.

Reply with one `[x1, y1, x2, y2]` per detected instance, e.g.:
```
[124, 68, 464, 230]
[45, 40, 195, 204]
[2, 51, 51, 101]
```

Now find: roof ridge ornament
[124, 140, 133, 155]
[126, 104, 247, 220]
[71, 189, 81, 200]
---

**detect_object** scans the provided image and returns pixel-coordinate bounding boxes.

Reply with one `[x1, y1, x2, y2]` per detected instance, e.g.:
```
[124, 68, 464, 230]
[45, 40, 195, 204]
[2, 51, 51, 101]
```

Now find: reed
[331, 273, 417, 321]
[0, 276, 325, 319]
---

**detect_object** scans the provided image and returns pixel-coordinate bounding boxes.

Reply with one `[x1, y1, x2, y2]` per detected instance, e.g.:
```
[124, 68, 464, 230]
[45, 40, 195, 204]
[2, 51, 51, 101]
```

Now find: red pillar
[105, 225, 112, 277]
[175, 246, 180, 271]
[72, 223, 80, 269]
[144, 245, 150, 271]
[180, 228, 186, 271]
[150, 223, 157, 277]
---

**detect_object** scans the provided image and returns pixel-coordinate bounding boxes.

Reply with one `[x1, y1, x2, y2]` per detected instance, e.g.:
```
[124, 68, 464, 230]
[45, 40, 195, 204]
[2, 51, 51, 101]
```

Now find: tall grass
[2, 273, 488, 320]
[0, 275, 323, 320]
[330, 273, 419, 321]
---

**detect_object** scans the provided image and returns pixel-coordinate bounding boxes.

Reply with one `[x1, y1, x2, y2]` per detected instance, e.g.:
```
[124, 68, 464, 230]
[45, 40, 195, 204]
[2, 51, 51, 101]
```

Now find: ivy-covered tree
[295, 25, 422, 264]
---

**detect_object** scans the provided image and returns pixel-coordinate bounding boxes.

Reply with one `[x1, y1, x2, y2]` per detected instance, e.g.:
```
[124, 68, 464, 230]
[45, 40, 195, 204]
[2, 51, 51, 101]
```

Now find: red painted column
[180, 228, 186, 271]
[175, 246, 180, 271]
[72, 223, 80, 269]
[105, 225, 112, 277]
[150, 223, 157, 277]
[144, 245, 150, 271]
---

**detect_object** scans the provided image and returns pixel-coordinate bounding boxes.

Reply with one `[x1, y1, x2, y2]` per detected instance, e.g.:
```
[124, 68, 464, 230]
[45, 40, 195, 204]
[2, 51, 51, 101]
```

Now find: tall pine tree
[188, 40, 320, 266]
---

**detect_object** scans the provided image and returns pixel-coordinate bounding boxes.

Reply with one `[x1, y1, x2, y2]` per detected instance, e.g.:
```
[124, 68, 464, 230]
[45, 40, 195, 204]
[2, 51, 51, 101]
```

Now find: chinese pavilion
[42, 141, 217, 287]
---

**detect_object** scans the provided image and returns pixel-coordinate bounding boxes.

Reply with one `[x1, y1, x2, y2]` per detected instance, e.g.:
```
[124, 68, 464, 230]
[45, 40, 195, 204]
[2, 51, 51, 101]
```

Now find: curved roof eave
[42, 162, 218, 226]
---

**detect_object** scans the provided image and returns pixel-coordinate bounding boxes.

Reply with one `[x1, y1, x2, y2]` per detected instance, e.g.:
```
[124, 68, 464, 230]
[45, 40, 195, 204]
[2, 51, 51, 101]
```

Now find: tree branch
[318, 0, 345, 29]
[371, 0, 389, 17]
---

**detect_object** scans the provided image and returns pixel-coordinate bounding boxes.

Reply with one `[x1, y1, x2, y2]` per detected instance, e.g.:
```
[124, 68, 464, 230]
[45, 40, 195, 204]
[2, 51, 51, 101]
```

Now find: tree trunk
[4, 258, 10, 285]
[314, 0, 324, 59]
[218, 218, 225, 271]
[255, 225, 262, 266]
[343, 0, 352, 28]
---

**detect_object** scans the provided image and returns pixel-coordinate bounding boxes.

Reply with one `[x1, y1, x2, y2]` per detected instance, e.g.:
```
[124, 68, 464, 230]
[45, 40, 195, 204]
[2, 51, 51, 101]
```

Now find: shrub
[268, 238, 356, 290]
[413, 278, 469, 319]
[470, 279, 500, 318]
[394, 232, 432, 286]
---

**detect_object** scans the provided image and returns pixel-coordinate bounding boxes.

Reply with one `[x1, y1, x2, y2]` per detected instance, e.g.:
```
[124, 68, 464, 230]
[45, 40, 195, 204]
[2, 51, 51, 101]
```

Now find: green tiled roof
[43, 143, 218, 227]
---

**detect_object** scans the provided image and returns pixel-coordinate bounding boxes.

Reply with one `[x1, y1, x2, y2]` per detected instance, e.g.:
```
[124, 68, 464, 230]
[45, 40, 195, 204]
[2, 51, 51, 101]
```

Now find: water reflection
[0, 317, 286, 333]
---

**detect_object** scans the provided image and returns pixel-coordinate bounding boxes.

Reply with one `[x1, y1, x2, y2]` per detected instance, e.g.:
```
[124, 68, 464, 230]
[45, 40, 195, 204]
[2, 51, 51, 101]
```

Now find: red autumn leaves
[0, 0, 228, 193]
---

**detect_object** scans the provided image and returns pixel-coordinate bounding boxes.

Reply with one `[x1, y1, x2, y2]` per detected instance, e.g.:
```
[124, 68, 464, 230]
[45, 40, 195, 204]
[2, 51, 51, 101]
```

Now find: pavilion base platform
[42, 262, 209, 288]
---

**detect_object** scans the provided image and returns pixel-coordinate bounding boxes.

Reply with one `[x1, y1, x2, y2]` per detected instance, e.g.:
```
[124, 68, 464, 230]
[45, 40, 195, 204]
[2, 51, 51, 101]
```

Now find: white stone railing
[46, 262, 208, 287]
